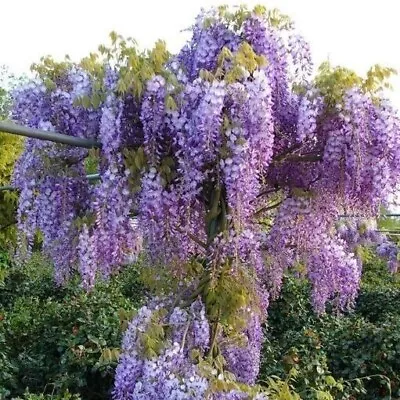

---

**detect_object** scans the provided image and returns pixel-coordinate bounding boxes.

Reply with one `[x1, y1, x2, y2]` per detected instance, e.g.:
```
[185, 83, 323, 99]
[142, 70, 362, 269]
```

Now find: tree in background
[9, 5, 400, 399]
[0, 66, 23, 249]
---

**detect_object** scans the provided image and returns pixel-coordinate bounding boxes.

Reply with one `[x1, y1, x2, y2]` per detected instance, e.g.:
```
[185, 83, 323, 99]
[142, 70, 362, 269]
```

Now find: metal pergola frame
[0, 120, 101, 192]
[1, 120, 400, 227]
[0, 121, 101, 148]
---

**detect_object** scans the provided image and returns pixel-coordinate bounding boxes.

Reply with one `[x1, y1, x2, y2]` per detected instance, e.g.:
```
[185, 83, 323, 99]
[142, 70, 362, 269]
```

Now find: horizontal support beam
[0, 173, 100, 192]
[0, 185, 15, 191]
[86, 174, 101, 181]
[339, 214, 400, 218]
[0, 121, 101, 148]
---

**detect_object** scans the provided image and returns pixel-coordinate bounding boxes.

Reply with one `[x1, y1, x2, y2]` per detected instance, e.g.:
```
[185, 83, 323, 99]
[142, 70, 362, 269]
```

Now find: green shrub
[356, 255, 400, 324]
[0, 253, 143, 399]
[0, 330, 18, 400]
[260, 278, 351, 400]
[2, 248, 400, 399]
[0, 132, 22, 249]
[260, 253, 400, 399]
[13, 390, 81, 400]
[321, 315, 400, 398]
[0, 67, 24, 249]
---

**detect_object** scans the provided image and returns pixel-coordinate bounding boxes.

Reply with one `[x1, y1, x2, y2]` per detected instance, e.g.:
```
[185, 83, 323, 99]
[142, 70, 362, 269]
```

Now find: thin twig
[272, 141, 322, 163]
[283, 153, 322, 162]
[256, 186, 280, 199]
[175, 227, 208, 249]
[207, 309, 221, 358]
[253, 201, 283, 217]
[273, 143, 302, 162]
[186, 231, 208, 249]
[180, 319, 192, 352]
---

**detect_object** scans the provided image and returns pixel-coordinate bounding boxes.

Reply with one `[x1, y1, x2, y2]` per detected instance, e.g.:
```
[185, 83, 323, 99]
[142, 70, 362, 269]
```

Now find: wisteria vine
[10, 5, 400, 398]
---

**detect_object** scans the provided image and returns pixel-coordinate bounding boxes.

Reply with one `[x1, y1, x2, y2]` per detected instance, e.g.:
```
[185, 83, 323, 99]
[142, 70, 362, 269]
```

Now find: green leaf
[87, 334, 100, 346]
[325, 375, 336, 386]
[91, 93, 101, 108]
[81, 95, 91, 108]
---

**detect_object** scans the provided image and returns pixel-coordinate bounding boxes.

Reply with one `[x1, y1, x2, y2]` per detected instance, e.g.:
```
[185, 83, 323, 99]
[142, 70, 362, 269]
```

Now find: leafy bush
[13, 390, 81, 400]
[0, 253, 143, 399]
[0, 131, 23, 248]
[260, 253, 400, 399]
[0, 66, 24, 249]
[2, 249, 400, 399]
[321, 315, 400, 398]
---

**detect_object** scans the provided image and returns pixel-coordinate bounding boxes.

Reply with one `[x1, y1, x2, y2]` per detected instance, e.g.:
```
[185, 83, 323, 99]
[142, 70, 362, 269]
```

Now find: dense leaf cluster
[261, 253, 400, 399]
[0, 66, 23, 248]
[0, 253, 143, 399]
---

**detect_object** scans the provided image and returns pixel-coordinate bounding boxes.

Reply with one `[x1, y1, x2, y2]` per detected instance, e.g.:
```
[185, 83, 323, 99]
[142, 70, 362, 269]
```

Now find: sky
[1, 0, 400, 104]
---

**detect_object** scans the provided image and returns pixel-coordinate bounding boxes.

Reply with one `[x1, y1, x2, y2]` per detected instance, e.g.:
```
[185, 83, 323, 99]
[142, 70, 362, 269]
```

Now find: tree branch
[253, 200, 283, 217]
[272, 143, 323, 163]
[180, 319, 192, 352]
[207, 309, 220, 359]
[273, 143, 302, 162]
[282, 153, 322, 162]
[256, 186, 280, 199]
[180, 228, 208, 249]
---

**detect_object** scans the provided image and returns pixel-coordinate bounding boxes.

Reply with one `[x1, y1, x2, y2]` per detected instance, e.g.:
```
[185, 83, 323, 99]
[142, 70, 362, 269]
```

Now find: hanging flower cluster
[337, 218, 399, 273]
